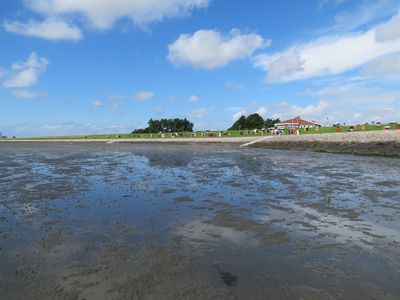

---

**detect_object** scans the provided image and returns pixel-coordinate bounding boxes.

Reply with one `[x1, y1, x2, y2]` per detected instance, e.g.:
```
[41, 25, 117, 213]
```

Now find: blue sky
[0, 0, 400, 137]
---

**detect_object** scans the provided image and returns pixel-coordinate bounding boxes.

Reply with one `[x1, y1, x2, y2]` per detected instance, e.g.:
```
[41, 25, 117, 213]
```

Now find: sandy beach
[252, 130, 400, 157]
[0, 136, 262, 144]
[2, 130, 399, 156]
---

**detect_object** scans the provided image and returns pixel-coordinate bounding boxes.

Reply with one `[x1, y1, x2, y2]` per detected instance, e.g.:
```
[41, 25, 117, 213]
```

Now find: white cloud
[169, 95, 180, 103]
[154, 106, 164, 113]
[29, 0, 209, 29]
[135, 91, 154, 101]
[262, 101, 328, 125]
[109, 91, 155, 102]
[288, 101, 330, 118]
[2, 52, 49, 88]
[227, 101, 332, 124]
[318, 0, 347, 11]
[92, 100, 103, 109]
[256, 106, 268, 117]
[375, 10, 400, 42]
[265, 83, 400, 125]
[6, 0, 209, 41]
[225, 81, 244, 90]
[263, 54, 305, 82]
[110, 103, 120, 110]
[232, 110, 247, 121]
[254, 12, 400, 82]
[8, 122, 133, 137]
[192, 108, 208, 118]
[11, 89, 47, 99]
[4, 18, 82, 41]
[227, 106, 245, 111]
[248, 100, 258, 107]
[317, 84, 400, 105]
[362, 51, 400, 77]
[332, 0, 399, 32]
[168, 29, 268, 69]
[229, 104, 267, 120]
[188, 95, 199, 103]
[108, 94, 130, 101]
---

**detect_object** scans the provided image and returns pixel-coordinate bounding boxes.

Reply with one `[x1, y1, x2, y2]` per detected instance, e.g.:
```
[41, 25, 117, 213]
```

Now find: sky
[0, 0, 400, 137]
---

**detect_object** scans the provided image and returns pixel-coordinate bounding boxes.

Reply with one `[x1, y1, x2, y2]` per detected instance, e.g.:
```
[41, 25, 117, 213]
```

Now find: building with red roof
[275, 116, 321, 129]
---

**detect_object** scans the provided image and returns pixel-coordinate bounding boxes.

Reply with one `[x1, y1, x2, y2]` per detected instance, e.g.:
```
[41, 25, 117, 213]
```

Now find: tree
[264, 118, 280, 128]
[246, 113, 264, 129]
[228, 114, 280, 130]
[229, 115, 248, 130]
[132, 118, 194, 134]
[229, 113, 266, 130]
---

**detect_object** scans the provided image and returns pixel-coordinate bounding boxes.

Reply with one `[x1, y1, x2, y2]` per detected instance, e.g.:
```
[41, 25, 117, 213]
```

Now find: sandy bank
[2, 131, 399, 156]
[250, 130, 400, 157]
[0, 136, 262, 145]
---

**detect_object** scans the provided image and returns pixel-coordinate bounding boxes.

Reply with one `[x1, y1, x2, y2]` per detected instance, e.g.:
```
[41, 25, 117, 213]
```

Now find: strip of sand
[0, 136, 262, 145]
[2, 131, 399, 156]
[249, 130, 400, 157]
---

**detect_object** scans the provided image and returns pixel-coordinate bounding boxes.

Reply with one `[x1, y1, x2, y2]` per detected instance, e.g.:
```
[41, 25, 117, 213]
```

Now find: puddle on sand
[0, 142, 400, 299]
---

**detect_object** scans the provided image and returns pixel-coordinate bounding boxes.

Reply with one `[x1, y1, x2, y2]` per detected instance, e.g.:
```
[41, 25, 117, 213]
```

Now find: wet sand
[1, 143, 400, 299]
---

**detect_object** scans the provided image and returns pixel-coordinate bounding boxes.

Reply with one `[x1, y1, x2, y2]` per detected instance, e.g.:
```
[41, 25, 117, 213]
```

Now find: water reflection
[0, 142, 400, 299]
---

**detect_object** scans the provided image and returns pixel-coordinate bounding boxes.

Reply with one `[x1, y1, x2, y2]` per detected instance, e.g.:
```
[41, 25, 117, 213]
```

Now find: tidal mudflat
[0, 143, 399, 299]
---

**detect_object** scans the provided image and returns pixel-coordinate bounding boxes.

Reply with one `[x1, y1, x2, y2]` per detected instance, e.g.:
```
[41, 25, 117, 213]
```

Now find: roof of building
[277, 116, 320, 126]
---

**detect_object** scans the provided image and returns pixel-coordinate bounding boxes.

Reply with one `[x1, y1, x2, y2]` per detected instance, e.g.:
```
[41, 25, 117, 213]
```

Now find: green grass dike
[3, 123, 399, 140]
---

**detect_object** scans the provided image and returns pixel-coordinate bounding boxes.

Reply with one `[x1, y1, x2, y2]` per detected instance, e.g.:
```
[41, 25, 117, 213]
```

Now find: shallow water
[0, 143, 399, 299]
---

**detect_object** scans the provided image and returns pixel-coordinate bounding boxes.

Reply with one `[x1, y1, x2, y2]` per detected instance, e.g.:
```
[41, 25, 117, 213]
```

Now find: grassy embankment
[5, 124, 399, 140]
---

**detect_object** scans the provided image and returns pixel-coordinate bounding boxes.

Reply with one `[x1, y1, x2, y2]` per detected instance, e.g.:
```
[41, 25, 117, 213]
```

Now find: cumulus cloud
[232, 110, 247, 121]
[229, 104, 267, 121]
[5, 0, 209, 40]
[92, 100, 103, 110]
[331, 0, 399, 32]
[154, 106, 164, 113]
[317, 84, 400, 105]
[110, 103, 120, 111]
[2, 52, 49, 88]
[256, 106, 268, 117]
[266, 83, 400, 125]
[11, 90, 47, 99]
[375, 11, 400, 42]
[288, 101, 330, 118]
[9, 122, 133, 137]
[262, 101, 331, 125]
[254, 12, 400, 82]
[109, 91, 154, 102]
[4, 18, 82, 41]
[264, 54, 305, 82]
[362, 51, 400, 77]
[227, 106, 245, 111]
[168, 29, 268, 69]
[318, 85, 400, 123]
[188, 95, 199, 103]
[225, 81, 244, 90]
[108, 94, 128, 101]
[135, 91, 154, 101]
[192, 108, 209, 118]
[248, 100, 258, 107]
